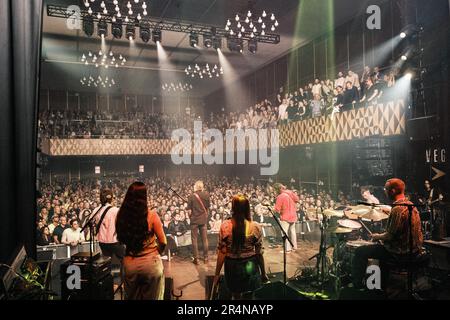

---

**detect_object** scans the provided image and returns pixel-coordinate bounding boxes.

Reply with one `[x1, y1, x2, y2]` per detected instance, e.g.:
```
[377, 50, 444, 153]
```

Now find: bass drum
[341, 240, 377, 275]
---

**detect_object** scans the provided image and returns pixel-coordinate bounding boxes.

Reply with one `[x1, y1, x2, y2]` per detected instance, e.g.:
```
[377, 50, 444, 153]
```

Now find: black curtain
[0, 0, 43, 262]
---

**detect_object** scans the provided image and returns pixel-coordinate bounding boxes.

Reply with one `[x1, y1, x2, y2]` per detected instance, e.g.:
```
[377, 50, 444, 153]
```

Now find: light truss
[47, 4, 280, 44]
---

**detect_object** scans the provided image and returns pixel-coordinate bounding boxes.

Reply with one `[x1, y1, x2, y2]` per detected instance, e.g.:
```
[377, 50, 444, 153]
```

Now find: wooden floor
[161, 239, 321, 300]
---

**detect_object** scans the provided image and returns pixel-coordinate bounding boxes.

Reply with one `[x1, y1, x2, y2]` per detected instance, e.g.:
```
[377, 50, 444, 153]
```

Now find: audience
[36, 175, 355, 247]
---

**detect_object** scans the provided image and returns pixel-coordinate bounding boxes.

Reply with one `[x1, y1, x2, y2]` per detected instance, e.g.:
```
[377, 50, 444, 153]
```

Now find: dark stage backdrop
[0, 0, 43, 262]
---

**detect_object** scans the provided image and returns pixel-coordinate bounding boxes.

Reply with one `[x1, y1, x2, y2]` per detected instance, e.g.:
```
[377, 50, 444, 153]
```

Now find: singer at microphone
[273, 183, 299, 253]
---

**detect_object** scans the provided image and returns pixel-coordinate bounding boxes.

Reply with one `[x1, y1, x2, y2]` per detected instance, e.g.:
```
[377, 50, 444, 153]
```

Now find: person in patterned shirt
[351, 178, 423, 289]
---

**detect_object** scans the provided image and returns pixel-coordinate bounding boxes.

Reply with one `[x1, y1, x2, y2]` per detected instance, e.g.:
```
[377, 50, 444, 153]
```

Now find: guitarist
[94, 188, 125, 261]
[421, 180, 445, 240]
[187, 180, 210, 265]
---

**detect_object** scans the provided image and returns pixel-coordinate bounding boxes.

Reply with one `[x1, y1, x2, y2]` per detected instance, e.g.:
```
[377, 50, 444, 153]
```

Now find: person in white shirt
[278, 99, 288, 123]
[61, 219, 85, 246]
[94, 189, 124, 261]
[361, 186, 380, 204]
[335, 72, 346, 89]
[312, 79, 322, 97]
[347, 70, 360, 89]
[48, 215, 59, 234]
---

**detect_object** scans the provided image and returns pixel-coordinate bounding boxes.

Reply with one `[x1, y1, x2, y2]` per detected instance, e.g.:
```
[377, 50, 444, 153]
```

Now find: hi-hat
[323, 209, 344, 217]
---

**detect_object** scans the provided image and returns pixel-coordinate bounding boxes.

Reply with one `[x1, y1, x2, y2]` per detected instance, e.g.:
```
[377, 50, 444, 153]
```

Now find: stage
[118, 239, 322, 300]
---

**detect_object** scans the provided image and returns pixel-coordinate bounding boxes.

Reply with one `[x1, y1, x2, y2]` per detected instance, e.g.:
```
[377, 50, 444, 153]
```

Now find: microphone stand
[167, 185, 188, 203]
[80, 206, 102, 300]
[265, 205, 294, 286]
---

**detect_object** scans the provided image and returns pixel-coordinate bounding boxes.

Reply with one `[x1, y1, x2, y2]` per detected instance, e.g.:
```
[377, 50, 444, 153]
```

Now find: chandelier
[225, 9, 278, 39]
[185, 63, 223, 79]
[162, 82, 193, 92]
[83, 0, 148, 23]
[81, 50, 127, 69]
[80, 75, 117, 88]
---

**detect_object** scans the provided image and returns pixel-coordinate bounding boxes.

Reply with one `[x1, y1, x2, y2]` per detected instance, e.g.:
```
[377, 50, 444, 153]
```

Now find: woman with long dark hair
[116, 182, 167, 300]
[213, 194, 268, 299]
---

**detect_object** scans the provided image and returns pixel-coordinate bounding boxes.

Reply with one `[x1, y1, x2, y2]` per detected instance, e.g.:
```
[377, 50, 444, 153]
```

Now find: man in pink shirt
[94, 189, 125, 262]
[274, 183, 299, 252]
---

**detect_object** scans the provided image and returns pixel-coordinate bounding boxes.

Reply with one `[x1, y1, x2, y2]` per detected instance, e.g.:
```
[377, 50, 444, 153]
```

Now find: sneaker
[279, 250, 292, 254]
[192, 258, 199, 265]
[161, 255, 168, 260]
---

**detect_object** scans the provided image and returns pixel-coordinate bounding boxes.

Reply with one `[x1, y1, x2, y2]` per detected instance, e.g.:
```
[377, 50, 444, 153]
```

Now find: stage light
[227, 38, 243, 53]
[203, 34, 212, 48]
[190, 32, 199, 47]
[401, 54, 408, 61]
[400, 32, 407, 39]
[112, 19, 123, 39]
[405, 72, 413, 80]
[83, 15, 94, 37]
[126, 23, 135, 40]
[97, 19, 108, 38]
[140, 22, 150, 43]
[212, 36, 222, 50]
[152, 29, 162, 43]
[248, 39, 257, 53]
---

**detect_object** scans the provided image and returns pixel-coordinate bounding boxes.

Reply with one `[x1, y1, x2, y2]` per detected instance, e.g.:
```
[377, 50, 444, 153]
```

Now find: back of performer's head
[231, 194, 251, 253]
[273, 183, 286, 195]
[385, 178, 405, 199]
[100, 188, 113, 205]
[194, 180, 204, 192]
[116, 182, 149, 255]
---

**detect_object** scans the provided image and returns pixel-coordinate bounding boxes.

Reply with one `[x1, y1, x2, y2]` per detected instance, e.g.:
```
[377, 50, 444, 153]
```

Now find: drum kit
[311, 204, 391, 291]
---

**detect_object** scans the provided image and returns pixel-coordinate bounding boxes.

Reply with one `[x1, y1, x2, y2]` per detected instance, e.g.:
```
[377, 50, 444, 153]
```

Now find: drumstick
[358, 218, 372, 235]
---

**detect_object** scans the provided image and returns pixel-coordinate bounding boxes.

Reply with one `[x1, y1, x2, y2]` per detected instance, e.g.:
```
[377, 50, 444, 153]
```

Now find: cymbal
[323, 209, 344, 217]
[345, 205, 372, 215]
[328, 227, 353, 234]
[344, 211, 359, 220]
[361, 208, 389, 222]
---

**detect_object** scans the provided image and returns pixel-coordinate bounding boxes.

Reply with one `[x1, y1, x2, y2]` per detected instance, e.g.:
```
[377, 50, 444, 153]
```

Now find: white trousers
[280, 221, 298, 251]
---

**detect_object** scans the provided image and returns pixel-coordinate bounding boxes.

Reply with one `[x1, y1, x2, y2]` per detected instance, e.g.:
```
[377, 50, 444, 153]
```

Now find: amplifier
[71, 251, 101, 263]
[424, 238, 450, 271]
[60, 256, 113, 300]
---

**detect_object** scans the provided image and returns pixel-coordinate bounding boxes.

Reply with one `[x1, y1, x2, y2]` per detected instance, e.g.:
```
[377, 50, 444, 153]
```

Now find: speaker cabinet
[406, 116, 438, 141]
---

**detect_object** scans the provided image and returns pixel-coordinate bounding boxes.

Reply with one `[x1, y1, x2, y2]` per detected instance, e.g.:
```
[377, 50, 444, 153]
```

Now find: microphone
[356, 201, 377, 206]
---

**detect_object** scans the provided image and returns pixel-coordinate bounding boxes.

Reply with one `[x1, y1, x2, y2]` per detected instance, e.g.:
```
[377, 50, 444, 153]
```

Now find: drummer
[351, 178, 423, 290]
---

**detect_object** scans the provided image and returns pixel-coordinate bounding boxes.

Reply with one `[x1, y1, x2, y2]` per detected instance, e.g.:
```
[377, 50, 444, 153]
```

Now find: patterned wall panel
[279, 99, 406, 147]
[45, 130, 277, 156]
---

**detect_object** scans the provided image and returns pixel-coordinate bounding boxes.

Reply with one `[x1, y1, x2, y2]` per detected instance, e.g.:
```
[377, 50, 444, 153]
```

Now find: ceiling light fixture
[185, 63, 223, 79]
